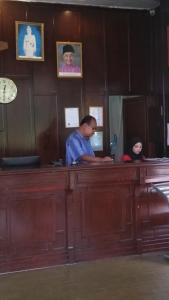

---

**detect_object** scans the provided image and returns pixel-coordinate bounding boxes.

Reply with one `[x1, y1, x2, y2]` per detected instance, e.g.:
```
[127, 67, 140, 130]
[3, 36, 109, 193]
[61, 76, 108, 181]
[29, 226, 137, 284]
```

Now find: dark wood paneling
[3, 162, 169, 272]
[1, 163, 169, 272]
[106, 10, 129, 94]
[147, 95, 163, 156]
[0, 1, 161, 161]
[130, 11, 150, 93]
[0, 104, 6, 156]
[137, 164, 169, 252]
[68, 165, 138, 260]
[123, 96, 147, 154]
[123, 95, 163, 157]
[149, 9, 163, 94]
[160, 1, 169, 156]
[54, 6, 82, 40]
[34, 94, 59, 163]
[70, 167, 139, 188]
[82, 8, 106, 93]
[72, 185, 135, 260]
[5, 77, 35, 156]
[0, 6, 4, 74]
[0, 169, 68, 272]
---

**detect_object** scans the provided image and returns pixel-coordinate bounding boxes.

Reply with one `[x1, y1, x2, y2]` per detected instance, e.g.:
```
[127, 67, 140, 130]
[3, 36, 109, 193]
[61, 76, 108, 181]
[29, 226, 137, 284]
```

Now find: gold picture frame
[56, 41, 83, 78]
[15, 21, 44, 61]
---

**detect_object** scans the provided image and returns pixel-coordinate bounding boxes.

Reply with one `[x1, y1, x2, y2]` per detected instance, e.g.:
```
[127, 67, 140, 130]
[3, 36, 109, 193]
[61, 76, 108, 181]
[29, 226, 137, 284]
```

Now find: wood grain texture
[1, 162, 169, 272]
[0, 1, 162, 161]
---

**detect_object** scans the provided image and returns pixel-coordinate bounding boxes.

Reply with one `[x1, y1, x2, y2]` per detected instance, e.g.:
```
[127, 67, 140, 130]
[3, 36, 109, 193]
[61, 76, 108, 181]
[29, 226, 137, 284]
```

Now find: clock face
[0, 78, 17, 104]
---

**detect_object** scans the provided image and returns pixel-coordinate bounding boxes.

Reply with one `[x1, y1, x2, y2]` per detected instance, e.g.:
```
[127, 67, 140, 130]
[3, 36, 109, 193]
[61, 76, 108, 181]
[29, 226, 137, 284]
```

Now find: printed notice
[65, 107, 79, 128]
[89, 106, 103, 127]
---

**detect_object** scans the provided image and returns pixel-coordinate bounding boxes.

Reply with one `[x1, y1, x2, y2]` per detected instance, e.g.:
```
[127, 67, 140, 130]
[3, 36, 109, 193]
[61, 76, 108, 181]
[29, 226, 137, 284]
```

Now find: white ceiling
[10, 0, 160, 10]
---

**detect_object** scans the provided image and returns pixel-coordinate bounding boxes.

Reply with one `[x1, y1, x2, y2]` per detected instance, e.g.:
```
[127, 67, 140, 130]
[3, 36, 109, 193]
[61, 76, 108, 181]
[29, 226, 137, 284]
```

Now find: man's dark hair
[80, 115, 96, 126]
[63, 44, 75, 54]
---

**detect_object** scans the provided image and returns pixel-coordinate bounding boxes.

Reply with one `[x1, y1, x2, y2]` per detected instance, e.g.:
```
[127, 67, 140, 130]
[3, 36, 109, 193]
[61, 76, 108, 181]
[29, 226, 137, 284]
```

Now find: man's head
[79, 115, 97, 138]
[62, 44, 75, 65]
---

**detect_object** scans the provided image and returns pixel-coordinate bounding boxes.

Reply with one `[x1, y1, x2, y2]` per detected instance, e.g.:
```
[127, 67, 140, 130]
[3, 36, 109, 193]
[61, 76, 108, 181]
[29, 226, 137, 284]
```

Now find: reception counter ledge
[1, 161, 169, 273]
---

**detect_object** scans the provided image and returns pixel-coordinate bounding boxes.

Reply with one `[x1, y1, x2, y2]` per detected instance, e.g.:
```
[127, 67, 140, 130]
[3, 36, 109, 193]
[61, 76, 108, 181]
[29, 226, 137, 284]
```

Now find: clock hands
[3, 85, 6, 102]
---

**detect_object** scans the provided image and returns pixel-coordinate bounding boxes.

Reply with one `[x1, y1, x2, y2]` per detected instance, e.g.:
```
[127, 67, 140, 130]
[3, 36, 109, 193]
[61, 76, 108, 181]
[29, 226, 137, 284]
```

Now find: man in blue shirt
[66, 115, 112, 165]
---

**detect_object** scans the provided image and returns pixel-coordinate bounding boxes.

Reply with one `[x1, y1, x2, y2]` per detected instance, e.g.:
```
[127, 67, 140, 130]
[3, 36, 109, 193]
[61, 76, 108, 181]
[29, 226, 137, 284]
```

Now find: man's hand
[102, 156, 113, 162]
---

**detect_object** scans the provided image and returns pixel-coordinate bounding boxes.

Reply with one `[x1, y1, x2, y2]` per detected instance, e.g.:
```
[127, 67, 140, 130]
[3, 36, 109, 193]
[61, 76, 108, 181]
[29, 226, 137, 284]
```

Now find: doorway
[123, 96, 147, 154]
[109, 95, 147, 160]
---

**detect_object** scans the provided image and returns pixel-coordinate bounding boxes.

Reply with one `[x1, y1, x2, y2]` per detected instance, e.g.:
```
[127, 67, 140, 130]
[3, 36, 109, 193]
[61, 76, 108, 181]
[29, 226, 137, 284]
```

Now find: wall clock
[0, 78, 17, 104]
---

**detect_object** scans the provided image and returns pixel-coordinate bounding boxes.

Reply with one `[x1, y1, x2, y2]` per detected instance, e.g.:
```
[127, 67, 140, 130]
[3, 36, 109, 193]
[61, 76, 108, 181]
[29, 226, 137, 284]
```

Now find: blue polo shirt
[66, 130, 95, 166]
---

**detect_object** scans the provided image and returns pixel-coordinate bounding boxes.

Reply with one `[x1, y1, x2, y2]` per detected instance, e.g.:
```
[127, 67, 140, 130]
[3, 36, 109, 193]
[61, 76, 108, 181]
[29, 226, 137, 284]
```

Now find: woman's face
[132, 142, 142, 155]
[63, 52, 73, 65]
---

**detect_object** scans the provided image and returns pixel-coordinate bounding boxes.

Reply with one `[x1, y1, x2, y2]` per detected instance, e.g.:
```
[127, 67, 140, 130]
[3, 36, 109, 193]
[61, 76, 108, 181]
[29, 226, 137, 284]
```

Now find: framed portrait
[15, 21, 44, 61]
[56, 41, 83, 78]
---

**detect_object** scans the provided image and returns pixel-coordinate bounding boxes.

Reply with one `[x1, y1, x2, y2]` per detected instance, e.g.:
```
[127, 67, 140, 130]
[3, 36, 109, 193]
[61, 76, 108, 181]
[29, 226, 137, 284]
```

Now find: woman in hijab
[121, 137, 144, 162]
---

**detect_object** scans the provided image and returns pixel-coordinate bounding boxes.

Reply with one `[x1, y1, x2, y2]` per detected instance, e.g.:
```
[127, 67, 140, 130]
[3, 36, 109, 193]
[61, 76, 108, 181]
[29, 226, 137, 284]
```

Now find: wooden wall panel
[82, 8, 106, 93]
[10, 193, 66, 244]
[123, 96, 147, 154]
[147, 95, 163, 157]
[0, 1, 161, 161]
[0, 170, 68, 272]
[57, 80, 83, 157]
[149, 9, 162, 94]
[0, 207, 8, 242]
[54, 6, 82, 40]
[0, 104, 6, 156]
[159, 1, 169, 156]
[6, 78, 35, 156]
[0, 206, 8, 258]
[105, 10, 129, 94]
[0, 6, 4, 74]
[2, 163, 169, 272]
[73, 186, 134, 251]
[34, 94, 59, 163]
[69, 166, 137, 260]
[130, 11, 150, 93]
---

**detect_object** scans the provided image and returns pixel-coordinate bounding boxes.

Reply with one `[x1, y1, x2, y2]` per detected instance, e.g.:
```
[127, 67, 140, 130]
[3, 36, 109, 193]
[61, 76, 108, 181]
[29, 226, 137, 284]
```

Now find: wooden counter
[1, 162, 169, 273]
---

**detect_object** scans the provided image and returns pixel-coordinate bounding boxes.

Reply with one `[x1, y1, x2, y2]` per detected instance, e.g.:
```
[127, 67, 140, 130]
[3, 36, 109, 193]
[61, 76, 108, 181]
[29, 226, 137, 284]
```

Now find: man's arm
[66, 134, 112, 165]
[81, 155, 112, 163]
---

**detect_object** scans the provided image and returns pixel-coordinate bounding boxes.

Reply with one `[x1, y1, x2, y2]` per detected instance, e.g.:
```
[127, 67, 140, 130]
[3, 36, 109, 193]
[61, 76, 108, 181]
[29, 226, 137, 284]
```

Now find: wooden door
[123, 96, 148, 155]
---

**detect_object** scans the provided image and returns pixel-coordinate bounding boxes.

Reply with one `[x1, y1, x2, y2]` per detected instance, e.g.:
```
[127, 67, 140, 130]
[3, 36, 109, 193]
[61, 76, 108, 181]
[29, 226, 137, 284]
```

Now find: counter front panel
[1, 162, 169, 272]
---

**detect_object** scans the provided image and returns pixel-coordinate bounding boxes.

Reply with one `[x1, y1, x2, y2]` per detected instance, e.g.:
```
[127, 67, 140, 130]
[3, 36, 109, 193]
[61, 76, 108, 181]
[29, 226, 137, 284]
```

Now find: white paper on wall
[89, 106, 103, 127]
[65, 107, 79, 128]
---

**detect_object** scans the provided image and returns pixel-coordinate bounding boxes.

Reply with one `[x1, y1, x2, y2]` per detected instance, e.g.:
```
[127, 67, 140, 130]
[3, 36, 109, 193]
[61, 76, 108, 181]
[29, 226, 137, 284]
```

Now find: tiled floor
[0, 253, 169, 300]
